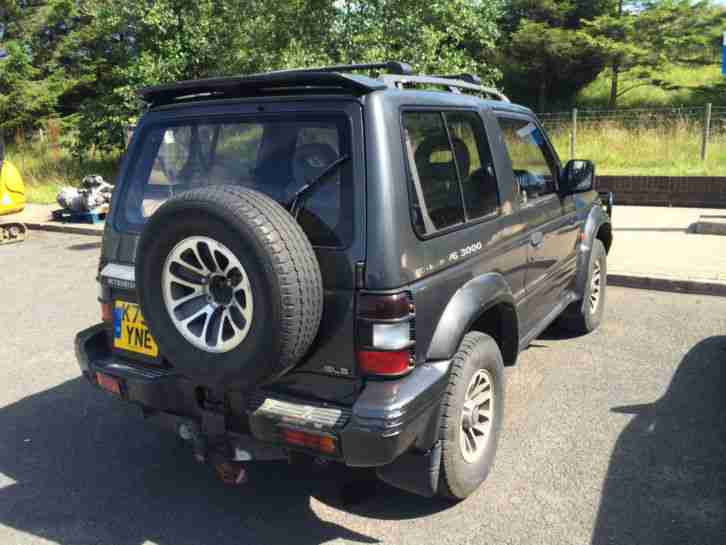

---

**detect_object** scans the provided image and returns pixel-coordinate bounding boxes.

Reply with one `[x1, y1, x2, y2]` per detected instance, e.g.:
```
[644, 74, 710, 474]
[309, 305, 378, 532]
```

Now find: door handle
[530, 231, 544, 248]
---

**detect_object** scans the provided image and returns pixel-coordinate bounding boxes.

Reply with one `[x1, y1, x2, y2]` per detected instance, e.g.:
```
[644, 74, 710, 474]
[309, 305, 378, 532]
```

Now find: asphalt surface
[1, 231, 725, 545]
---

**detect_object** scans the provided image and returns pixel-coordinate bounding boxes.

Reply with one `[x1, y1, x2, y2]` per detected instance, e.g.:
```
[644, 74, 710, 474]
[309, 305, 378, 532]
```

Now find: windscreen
[121, 114, 353, 247]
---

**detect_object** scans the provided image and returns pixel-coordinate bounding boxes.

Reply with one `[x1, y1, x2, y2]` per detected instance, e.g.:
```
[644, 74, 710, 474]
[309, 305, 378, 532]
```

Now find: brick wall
[595, 176, 726, 208]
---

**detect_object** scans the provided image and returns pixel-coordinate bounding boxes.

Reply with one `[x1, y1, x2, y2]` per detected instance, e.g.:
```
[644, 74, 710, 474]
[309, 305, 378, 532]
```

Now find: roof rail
[433, 73, 482, 85]
[381, 74, 509, 102]
[282, 61, 414, 76]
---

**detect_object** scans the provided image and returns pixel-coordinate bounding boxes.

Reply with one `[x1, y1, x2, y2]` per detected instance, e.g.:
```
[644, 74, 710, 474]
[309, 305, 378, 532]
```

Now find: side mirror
[561, 159, 595, 194]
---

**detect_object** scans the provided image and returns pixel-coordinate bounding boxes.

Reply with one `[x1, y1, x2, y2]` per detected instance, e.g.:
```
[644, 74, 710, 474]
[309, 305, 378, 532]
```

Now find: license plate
[113, 300, 159, 358]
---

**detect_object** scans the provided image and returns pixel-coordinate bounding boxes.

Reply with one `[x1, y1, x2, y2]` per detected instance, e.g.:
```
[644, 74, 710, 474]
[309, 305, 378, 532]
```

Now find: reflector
[358, 349, 412, 376]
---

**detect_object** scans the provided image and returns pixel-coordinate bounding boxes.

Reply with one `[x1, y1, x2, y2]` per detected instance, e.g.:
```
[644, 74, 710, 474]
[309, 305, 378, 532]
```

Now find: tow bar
[176, 420, 284, 486]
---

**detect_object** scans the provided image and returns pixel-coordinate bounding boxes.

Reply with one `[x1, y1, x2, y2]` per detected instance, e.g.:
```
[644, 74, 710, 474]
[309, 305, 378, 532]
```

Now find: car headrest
[293, 143, 339, 185]
[414, 136, 470, 180]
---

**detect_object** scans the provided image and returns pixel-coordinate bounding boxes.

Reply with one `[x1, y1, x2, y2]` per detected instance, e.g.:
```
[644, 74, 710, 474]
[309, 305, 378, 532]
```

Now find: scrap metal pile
[56, 175, 113, 213]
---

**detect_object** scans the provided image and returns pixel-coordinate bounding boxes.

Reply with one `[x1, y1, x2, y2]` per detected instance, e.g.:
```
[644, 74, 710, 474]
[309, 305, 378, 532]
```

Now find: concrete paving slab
[693, 214, 726, 236]
[607, 205, 726, 295]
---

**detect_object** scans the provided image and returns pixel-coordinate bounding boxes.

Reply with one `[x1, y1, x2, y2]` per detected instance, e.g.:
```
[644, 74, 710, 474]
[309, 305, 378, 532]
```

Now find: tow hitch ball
[178, 422, 248, 486]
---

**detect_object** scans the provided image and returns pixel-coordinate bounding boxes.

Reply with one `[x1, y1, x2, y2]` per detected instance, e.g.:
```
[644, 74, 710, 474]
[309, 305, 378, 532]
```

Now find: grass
[5, 141, 120, 204]
[577, 63, 725, 109]
[547, 118, 726, 176]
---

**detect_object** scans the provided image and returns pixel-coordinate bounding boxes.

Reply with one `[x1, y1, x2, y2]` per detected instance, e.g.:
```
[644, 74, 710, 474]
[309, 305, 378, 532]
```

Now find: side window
[403, 112, 465, 234]
[444, 111, 500, 219]
[497, 117, 558, 204]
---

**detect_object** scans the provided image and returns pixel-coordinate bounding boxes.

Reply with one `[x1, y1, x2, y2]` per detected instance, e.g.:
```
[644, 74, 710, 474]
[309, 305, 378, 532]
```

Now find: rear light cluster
[280, 428, 338, 454]
[356, 292, 415, 377]
[99, 281, 113, 323]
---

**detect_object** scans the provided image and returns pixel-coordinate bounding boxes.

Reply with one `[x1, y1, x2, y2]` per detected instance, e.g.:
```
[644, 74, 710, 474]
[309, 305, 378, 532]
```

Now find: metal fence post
[701, 103, 712, 161]
[570, 108, 578, 159]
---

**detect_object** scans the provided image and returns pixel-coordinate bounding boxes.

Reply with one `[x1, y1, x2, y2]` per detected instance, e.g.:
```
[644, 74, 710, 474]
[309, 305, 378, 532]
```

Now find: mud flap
[376, 441, 442, 497]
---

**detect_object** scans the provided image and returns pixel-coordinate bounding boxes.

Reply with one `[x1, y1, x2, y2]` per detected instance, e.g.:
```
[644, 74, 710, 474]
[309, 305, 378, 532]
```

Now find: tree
[585, 0, 726, 108]
[2, 0, 503, 152]
[499, 0, 614, 111]
[60, 0, 502, 152]
[333, 0, 502, 83]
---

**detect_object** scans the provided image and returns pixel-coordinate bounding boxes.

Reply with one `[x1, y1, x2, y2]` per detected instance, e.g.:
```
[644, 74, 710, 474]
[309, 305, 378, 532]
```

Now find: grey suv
[75, 61, 612, 500]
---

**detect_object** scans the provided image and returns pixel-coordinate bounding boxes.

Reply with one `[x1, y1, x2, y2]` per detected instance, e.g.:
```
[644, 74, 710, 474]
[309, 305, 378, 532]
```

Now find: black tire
[558, 239, 607, 335]
[438, 332, 504, 501]
[136, 186, 323, 389]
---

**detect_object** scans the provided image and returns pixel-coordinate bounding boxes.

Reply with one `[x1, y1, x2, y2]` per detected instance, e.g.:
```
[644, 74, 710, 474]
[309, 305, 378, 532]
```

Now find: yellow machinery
[0, 135, 28, 244]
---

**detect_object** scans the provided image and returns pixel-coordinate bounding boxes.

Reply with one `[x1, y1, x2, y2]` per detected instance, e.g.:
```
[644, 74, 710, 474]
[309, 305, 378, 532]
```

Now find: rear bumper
[75, 324, 449, 467]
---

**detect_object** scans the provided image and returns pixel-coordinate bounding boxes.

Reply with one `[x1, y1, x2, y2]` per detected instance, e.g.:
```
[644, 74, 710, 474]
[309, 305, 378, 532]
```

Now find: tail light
[99, 281, 112, 322]
[101, 301, 113, 323]
[356, 292, 415, 377]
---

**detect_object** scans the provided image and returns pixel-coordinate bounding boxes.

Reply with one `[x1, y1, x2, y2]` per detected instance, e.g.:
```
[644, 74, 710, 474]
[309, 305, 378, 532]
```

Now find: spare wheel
[135, 186, 323, 389]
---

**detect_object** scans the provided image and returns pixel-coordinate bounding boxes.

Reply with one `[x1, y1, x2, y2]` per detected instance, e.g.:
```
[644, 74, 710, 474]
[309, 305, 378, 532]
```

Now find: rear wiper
[288, 154, 350, 219]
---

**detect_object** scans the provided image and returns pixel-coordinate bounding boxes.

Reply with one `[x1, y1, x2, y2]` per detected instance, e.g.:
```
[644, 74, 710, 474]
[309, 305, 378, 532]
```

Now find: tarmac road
[1, 231, 724, 545]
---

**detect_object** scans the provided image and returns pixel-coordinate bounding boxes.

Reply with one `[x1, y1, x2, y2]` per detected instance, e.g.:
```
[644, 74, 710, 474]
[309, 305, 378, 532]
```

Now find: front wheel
[558, 239, 607, 334]
[438, 332, 505, 500]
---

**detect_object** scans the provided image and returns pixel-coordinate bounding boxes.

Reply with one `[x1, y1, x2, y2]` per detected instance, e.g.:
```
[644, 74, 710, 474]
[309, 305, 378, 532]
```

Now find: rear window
[120, 114, 353, 247]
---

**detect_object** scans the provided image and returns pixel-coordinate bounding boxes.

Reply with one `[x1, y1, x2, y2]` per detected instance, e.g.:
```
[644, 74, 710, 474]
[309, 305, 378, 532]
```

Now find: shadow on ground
[592, 336, 726, 545]
[67, 241, 102, 251]
[0, 379, 391, 545]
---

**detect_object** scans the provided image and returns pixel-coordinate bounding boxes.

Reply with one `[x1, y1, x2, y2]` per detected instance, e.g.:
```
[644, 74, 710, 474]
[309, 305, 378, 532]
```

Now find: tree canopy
[0, 0, 723, 152]
[584, 0, 726, 108]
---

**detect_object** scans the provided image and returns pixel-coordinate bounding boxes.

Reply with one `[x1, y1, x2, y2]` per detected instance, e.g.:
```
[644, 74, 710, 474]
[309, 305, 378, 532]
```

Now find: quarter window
[402, 111, 500, 236]
[403, 112, 465, 233]
[444, 112, 499, 220]
[497, 117, 558, 203]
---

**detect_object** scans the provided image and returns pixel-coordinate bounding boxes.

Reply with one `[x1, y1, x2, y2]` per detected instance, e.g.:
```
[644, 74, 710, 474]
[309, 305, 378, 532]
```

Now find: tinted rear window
[120, 114, 353, 247]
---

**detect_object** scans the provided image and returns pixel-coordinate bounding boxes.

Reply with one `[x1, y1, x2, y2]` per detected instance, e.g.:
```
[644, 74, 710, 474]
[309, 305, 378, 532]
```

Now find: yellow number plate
[113, 301, 159, 358]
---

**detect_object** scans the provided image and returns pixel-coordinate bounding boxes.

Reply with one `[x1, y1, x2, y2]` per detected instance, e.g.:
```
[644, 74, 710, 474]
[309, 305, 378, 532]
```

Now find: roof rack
[434, 73, 482, 85]
[138, 62, 509, 106]
[381, 74, 509, 102]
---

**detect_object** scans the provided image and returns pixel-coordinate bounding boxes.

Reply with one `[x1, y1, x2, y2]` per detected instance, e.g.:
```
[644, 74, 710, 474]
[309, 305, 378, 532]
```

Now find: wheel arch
[575, 205, 612, 298]
[426, 272, 519, 366]
[596, 221, 612, 254]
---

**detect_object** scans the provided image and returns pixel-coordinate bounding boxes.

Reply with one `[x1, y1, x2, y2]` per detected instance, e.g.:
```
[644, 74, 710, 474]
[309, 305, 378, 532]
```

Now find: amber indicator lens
[281, 428, 338, 454]
[96, 372, 122, 396]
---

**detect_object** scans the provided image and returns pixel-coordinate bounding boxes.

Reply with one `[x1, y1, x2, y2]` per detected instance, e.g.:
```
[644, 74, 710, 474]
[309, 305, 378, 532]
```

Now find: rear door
[109, 100, 366, 396]
[494, 113, 579, 331]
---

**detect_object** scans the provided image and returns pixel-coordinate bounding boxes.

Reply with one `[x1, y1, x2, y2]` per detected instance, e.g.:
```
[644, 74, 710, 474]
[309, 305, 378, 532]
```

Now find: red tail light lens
[358, 349, 412, 376]
[101, 301, 113, 323]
